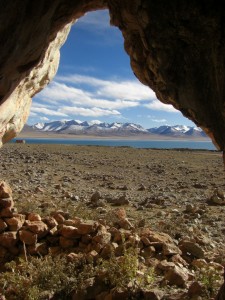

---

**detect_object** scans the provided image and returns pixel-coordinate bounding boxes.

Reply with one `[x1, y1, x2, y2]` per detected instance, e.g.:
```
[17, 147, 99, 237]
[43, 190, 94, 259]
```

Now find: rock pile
[0, 181, 224, 299]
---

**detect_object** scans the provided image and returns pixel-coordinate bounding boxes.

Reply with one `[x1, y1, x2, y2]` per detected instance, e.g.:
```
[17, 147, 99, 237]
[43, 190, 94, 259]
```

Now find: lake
[12, 138, 217, 150]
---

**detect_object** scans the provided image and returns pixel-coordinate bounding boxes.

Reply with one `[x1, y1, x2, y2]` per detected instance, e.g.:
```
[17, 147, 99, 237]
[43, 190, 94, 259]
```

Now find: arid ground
[0, 143, 224, 299]
[1, 144, 224, 246]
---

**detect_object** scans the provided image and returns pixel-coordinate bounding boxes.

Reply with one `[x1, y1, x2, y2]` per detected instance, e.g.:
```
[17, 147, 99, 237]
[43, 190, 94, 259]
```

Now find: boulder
[0, 182, 12, 199]
[25, 220, 48, 238]
[0, 231, 18, 248]
[19, 230, 37, 245]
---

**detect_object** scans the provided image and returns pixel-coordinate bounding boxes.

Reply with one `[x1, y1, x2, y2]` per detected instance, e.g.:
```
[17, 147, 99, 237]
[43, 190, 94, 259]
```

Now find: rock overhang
[0, 0, 225, 149]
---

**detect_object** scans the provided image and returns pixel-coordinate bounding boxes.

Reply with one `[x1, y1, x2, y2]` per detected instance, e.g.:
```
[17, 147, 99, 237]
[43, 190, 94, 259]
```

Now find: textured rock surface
[0, 0, 225, 148]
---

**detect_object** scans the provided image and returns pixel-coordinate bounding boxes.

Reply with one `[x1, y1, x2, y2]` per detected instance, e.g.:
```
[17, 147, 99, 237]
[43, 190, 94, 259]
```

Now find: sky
[28, 9, 195, 129]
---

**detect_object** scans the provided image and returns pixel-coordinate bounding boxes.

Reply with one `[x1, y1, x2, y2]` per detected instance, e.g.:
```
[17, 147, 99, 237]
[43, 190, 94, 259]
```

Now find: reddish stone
[0, 219, 7, 233]
[0, 181, 12, 199]
[77, 221, 98, 235]
[42, 216, 58, 229]
[164, 265, 189, 287]
[27, 213, 41, 221]
[19, 230, 37, 245]
[0, 207, 13, 218]
[25, 220, 48, 238]
[188, 281, 204, 297]
[59, 236, 74, 248]
[60, 225, 79, 238]
[28, 242, 48, 256]
[0, 197, 14, 209]
[5, 214, 25, 231]
[0, 231, 18, 248]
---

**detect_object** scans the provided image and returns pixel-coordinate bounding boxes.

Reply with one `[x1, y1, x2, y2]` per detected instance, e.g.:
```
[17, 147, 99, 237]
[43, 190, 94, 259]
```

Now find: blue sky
[29, 10, 195, 129]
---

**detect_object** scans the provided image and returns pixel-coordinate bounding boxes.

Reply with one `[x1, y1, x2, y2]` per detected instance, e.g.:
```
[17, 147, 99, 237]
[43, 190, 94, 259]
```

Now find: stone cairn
[0, 181, 224, 299]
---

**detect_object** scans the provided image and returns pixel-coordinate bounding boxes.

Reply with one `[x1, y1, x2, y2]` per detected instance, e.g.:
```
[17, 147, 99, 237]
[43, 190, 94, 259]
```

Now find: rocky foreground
[0, 144, 225, 299]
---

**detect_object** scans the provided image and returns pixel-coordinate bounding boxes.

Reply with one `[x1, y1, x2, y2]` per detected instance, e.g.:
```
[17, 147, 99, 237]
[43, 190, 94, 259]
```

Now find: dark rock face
[0, 0, 225, 149]
[108, 0, 225, 149]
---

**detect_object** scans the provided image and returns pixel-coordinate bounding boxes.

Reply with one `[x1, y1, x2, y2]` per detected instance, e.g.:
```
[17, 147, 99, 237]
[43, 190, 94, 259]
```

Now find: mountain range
[23, 120, 208, 138]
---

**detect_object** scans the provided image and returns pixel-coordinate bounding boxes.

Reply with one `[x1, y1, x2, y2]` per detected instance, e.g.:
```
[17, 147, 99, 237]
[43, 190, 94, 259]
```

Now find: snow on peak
[34, 122, 44, 129]
[88, 120, 102, 125]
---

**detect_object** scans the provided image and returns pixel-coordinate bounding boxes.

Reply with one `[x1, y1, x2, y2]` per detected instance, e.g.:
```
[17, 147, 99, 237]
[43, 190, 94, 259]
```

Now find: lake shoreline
[18, 131, 211, 142]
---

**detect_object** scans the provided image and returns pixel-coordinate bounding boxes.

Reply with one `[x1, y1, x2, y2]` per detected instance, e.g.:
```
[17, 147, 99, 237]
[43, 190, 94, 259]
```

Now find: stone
[19, 230, 37, 245]
[179, 240, 205, 258]
[164, 265, 189, 287]
[209, 189, 225, 205]
[0, 219, 7, 233]
[5, 214, 25, 231]
[91, 191, 102, 202]
[112, 207, 127, 220]
[59, 236, 75, 249]
[92, 226, 111, 245]
[42, 216, 58, 229]
[156, 260, 176, 272]
[25, 220, 48, 238]
[50, 212, 65, 224]
[0, 198, 14, 209]
[141, 246, 156, 258]
[111, 194, 130, 206]
[0, 207, 14, 218]
[141, 236, 151, 246]
[27, 213, 42, 221]
[171, 254, 188, 267]
[64, 219, 81, 227]
[60, 225, 79, 238]
[185, 204, 196, 213]
[188, 281, 204, 297]
[67, 252, 81, 262]
[0, 231, 18, 248]
[0, 246, 7, 261]
[143, 289, 164, 300]
[77, 221, 98, 235]
[138, 183, 146, 191]
[86, 250, 99, 262]
[0, 182, 12, 199]
[163, 242, 182, 256]
[28, 242, 48, 256]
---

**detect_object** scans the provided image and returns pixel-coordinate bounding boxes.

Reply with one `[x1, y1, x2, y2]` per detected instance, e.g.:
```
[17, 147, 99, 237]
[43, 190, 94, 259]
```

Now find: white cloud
[144, 100, 178, 113]
[40, 116, 49, 121]
[34, 73, 177, 121]
[76, 10, 110, 29]
[31, 107, 68, 117]
[97, 81, 155, 101]
[29, 112, 37, 117]
[56, 74, 156, 101]
[57, 74, 108, 87]
[88, 120, 102, 125]
[152, 118, 167, 123]
[60, 106, 120, 117]
[38, 81, 140, 109]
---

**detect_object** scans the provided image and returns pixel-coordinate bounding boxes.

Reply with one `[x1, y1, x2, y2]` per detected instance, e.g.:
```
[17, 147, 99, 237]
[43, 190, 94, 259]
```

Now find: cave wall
[0, 0, 225, 149]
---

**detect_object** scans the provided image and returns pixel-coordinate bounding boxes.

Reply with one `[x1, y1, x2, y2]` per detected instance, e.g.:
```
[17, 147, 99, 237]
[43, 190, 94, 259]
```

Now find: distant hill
[22, 120, 208, 138]
[31, 120, 149, 136]
[148, 125, 207, 138]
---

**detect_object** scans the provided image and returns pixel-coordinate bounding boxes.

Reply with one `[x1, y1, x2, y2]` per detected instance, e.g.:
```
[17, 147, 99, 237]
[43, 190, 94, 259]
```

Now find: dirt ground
[0, 143, 224, 261]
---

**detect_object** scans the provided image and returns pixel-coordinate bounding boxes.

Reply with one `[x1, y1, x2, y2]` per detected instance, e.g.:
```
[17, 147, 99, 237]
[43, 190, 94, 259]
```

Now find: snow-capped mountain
[148, 125, 207, 137]
[32, 120, 148, 135]
[28, 120, 207, 138]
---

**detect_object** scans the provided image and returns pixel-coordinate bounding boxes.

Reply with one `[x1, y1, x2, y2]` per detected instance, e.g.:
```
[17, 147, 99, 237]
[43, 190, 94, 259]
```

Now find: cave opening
[0, 3, 224, 299]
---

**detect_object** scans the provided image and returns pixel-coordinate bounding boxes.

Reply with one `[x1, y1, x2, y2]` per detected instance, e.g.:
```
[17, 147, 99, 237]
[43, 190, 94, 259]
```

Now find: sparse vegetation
[0, 246, 157, 300]
[195, 265, 223, 298]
